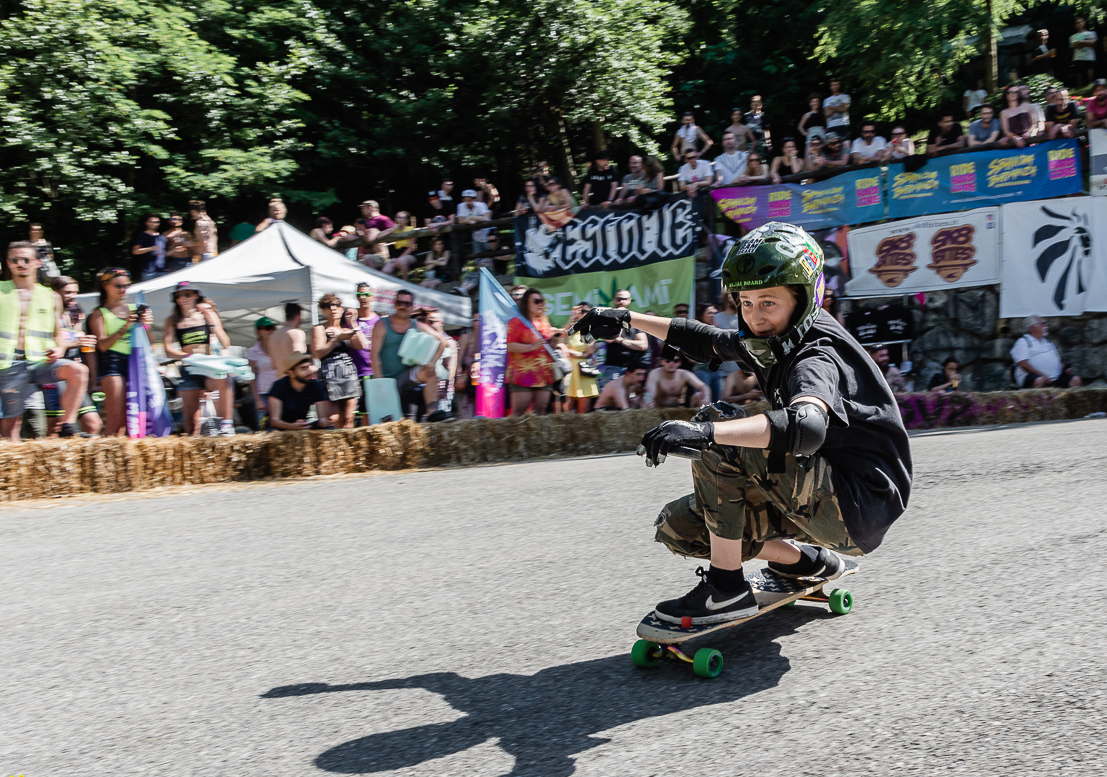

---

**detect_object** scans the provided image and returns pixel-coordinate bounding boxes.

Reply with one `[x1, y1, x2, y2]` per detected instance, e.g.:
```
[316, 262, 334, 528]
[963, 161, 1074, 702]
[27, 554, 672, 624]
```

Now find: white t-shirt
[678, 160, 714, 185]
[713, 151, 749, 184]
[1071, 30, 1098, 62]
[246, 342, 279, 395]
[1010, 334, 1063, 384]
[457, 201, 492, 242]
[850, 136, 887, 158]
[824, 94, 851, 128]
[964, 89, 988, 112]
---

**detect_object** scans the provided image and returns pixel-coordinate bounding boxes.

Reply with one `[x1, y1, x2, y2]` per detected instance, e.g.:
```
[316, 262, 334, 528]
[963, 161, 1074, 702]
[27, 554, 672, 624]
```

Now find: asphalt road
[3, 419, 1106, 777]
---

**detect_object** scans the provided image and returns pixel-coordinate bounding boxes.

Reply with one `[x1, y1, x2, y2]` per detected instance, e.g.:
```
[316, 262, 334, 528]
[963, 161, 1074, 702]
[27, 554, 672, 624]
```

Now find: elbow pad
[664, 316, 719, 364]
[765, 403, 829, 461]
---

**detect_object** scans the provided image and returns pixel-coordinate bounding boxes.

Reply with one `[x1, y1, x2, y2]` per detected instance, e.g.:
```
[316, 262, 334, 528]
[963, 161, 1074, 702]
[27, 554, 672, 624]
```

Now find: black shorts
[97, 349, 129, 379]
[1020, 369, 1076, 388]
[177, 364, 208, 392]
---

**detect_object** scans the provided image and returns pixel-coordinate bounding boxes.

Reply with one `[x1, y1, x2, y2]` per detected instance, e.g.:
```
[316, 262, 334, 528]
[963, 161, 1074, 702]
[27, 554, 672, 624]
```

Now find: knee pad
[765, 402, 829, 460]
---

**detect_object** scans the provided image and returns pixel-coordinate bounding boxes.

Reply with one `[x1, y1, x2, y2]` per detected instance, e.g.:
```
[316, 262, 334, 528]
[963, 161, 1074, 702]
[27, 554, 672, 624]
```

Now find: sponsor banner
[1090, 129, 1107, 195]
[886, 139, 1082, 219]
[514, 198, 697, 279]
[845, 208, 1001, 297]
[999, 197, 1107, 318]
[517, 255, 695, 328]
[712, 168, 884, 231]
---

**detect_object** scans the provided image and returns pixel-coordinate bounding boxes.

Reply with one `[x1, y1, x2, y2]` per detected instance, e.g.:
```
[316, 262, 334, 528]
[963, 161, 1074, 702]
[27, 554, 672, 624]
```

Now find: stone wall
[843, 286, 1107, 392]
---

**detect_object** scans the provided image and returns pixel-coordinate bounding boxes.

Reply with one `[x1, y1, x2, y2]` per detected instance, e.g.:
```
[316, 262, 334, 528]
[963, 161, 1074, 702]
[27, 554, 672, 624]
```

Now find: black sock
[707, 565, 747, 592]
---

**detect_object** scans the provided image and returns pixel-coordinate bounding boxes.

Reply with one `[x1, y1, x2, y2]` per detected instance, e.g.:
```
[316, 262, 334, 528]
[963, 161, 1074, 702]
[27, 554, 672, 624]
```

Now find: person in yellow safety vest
[0, 242, 89, 441]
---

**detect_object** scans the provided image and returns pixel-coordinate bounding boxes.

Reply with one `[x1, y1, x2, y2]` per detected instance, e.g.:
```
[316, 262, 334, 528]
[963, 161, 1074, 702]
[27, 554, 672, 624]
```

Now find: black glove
[637, 420, 715, 467]
[568, 307, 630, 342]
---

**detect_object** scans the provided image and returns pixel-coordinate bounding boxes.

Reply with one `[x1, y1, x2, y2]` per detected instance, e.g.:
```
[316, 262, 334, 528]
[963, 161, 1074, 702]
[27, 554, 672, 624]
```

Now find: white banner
[1090, 129, 1107, 196]
[845, 208, 1001, 297]
[999, 196, 1107, 318]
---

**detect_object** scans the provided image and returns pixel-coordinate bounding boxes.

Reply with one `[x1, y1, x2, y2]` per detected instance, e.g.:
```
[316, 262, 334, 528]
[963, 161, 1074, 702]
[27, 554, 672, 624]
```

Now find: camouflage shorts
[653, 402, 863, 561]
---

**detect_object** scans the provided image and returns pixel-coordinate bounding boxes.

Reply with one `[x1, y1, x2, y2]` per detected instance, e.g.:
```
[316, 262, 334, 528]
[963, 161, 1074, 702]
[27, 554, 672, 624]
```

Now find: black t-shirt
[132, 231, 165, 273]
[1045, 101, 1079, 125]
[700, 311, 912, 553]
[268, 376, 327, 424]
[927, 123, 964, 148]
[583, 164, 619, 206]
[1032, 44, 1055, 76]
[605, 327, 650, 370]
[422, 200, 455, 226]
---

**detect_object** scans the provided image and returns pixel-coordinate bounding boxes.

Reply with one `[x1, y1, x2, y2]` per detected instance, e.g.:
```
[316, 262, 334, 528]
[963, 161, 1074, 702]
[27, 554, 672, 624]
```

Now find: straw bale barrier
[0, 389, 1103, 503]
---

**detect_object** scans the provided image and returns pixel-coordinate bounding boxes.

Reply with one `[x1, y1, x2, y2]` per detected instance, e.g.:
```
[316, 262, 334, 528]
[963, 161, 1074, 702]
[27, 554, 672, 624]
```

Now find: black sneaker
[767, 544, 846, 580]
[58, 422, 77, 438]
[653, 567, 759, 626]
[425, 409, 454, 422]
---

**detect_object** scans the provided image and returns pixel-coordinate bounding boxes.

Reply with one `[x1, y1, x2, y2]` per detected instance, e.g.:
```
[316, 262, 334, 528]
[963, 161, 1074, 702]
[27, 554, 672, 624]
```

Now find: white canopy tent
[78, 221, 472, 346]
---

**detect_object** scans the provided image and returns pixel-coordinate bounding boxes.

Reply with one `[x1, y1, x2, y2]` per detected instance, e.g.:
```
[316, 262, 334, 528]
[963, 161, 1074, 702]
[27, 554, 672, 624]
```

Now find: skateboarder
[573, 222, 911, 625]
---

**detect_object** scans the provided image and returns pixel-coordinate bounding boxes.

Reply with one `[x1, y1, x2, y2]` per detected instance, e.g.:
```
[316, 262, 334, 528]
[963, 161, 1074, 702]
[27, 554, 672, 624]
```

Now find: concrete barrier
[1, 389, 1104, 503]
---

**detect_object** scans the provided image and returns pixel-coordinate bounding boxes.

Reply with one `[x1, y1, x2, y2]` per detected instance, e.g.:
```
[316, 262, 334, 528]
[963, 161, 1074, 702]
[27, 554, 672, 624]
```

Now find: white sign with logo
[845, 207, 1001, 297]
[1090, 129, 1107, 196]
[999, 196, 1107, 317]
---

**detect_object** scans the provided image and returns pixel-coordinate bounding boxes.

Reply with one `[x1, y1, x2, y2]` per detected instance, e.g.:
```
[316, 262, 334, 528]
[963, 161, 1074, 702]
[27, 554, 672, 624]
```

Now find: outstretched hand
[567, 307, 630, 342]
[637, 420, 715, 467]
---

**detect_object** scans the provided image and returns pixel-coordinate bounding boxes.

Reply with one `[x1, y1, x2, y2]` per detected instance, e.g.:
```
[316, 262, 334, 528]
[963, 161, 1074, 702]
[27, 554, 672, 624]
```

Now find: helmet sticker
[736, 236, 763, 255]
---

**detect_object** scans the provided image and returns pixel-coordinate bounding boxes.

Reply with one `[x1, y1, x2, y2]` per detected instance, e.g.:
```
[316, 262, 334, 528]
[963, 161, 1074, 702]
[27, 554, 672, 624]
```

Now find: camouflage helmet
[720, 221, 826, 367]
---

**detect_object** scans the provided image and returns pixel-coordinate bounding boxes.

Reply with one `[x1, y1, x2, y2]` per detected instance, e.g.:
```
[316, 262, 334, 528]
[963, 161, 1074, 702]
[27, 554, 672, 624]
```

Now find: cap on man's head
[427, 190, 440, 199]
[284, 351, 313, 374]
[254, 316, 278, 329]
[461, 189, 479, 199]
[1095, 78, 1107, 89]
[825, 131, 840, 142]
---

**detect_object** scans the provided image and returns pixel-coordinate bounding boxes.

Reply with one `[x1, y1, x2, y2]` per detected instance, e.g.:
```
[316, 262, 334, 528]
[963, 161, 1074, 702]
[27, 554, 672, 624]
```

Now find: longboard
[632, 560, 859, 678]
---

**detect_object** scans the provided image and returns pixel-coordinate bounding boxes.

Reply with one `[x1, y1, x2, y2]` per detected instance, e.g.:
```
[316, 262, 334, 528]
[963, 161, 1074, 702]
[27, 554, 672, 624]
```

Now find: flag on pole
[126, 293, 173, 438]
[476, 268, 550, 418]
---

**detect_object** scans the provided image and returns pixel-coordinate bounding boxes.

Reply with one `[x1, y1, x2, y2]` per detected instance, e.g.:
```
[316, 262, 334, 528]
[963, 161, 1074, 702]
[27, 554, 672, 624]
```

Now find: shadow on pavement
[262, 608, 830, 775]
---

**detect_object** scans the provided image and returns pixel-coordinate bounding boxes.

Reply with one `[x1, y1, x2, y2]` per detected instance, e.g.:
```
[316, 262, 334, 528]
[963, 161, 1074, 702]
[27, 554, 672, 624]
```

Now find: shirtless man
[594, 365, 648, 411]
[720, 368, 764, 404]
[269, 302, 308, 378]
[644, 350, 709, 408]
[190, 200, 218, 262]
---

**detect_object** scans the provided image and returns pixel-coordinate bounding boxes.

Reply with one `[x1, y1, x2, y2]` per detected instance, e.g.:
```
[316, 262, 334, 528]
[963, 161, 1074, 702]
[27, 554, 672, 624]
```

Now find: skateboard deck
[631, 560, 859, 677]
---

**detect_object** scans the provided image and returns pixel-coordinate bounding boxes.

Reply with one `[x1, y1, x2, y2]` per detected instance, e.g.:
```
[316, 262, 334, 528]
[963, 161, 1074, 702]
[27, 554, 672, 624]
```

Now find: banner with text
[517, 255, 695, 327]
[1000, 197, 1107, 318]
[886, 139, 1082, 219]
[712, 168, 884, 231]
[845, 208, 1001, 297]
[1090, 129, 1107, 195]
[514, 198, 697, 280]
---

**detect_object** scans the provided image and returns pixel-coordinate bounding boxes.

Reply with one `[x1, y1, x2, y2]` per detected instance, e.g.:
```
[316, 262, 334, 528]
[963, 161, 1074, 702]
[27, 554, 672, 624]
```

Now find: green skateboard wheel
[692, 648, 723, 678]
[828, 588, 853, 614]
[631, 639, 662, 668]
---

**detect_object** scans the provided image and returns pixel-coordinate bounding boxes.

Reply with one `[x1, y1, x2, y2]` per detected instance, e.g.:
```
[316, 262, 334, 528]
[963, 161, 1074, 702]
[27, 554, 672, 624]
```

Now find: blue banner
[713, 168, 885, 231]
[886, 139, 1083, 219]
[126, 292, 173, 438]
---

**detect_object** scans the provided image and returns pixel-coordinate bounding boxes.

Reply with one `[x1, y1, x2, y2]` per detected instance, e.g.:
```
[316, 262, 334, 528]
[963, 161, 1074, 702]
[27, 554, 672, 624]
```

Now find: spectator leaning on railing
[770, 138, 803, 182]
[677, 150, 714, 195]
[887, 126, 915, 158]
[927, 112, 967, 156]
[1000, 86, 1040, 148]
[850, 123, 888, 164]
[582, 150, 619, 209]
[1044, 87, 1081, 139]
[1083, 79, 1107, 129]
[967, 106, 1003, 147]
